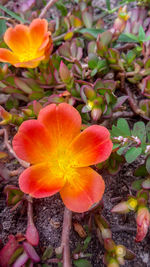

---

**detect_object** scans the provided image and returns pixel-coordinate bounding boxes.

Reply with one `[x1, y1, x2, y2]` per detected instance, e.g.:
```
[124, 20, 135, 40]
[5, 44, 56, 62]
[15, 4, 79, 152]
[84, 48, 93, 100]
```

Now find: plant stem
[61, 207, 72, 267]
[39, 0, 59, 19]
[3, 127, 29, 168]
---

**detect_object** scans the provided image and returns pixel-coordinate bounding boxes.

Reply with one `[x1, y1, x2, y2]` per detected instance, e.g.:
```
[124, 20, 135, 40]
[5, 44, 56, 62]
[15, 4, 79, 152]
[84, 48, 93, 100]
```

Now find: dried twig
[3, 127, 29, 168]
[39, 0, 59, 19]
[116, 43, 136, 52]
[112, 111, 134, 119]
[111, 225, 136, 233]
[124, 85, 150, 121]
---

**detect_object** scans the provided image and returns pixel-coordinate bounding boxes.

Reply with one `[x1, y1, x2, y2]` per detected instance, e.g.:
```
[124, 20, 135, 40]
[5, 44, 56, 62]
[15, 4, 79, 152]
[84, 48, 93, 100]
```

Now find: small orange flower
[12, 103, 112, 212]
[0, 19, 53, 68]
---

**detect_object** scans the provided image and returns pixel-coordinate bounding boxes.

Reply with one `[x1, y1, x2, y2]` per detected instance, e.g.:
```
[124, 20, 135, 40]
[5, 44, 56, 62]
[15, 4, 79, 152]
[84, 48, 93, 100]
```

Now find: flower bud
[135, 206, 150, 242]
[91, 107, 102, 121]
[104, 238, 116, 252]
[111, 201, 129, 214]
[0, 106, 12, 125]
[84, 86, 96, 100]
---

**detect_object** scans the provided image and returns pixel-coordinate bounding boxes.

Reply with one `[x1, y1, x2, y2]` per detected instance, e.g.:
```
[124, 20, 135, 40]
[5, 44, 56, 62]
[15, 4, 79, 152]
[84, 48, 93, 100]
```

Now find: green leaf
[0, 4, 28, 23]
[117, 147, 126, 155]
[131, 179, 144, 191]
[42, 246, 53, 261]
[77, 28, 104, 38]
[145, 36, 150, 41]
[125, 147, 142, 163]
[132, 121, 146, 142]
[0, 16, 6, 36]
[117, 118, 130, 136]
[91, 68, 98, 76]
[106, 0, 111, 10]
[111, 125, 125, 137]
[97, 59, 107, 71]
[138, 25, 145, 41]
[118, 33, 138, 43]
[82, 11, 93, 28]
[82, 235, 91, 251]
[55, 1, 67, 16]
[134, 164, 148, 177]
[126, 50, 136, 65]
[146, 155, 150, 174]
[73, 259, 92, 267]
[146, 121, 150, 142]
[88, 53, 99, 69]
[112, 143, 120, 149]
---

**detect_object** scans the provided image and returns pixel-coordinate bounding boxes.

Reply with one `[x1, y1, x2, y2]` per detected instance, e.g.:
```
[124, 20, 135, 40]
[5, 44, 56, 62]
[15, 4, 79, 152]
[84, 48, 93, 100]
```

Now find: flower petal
[60, 167, 105, 212]
[29, 19, 48, 49]
[12, 120, 53, 164]
[70, 125, 113, 167]
[38, 103, 81, 149]
[19, 163, 65, 198]
[14, 55, 45, 68]
[4, 24, 29, 54]
[0, 48, 18, 64]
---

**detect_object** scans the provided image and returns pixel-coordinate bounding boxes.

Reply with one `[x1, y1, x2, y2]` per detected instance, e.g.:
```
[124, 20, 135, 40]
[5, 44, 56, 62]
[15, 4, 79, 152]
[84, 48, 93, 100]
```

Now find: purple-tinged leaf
[26, 223, 39, 246]
[142, 178, 150, 189]
[12, 251, 29, 267]
[0, 235, 19, 267]
[23, 242, 40, 262]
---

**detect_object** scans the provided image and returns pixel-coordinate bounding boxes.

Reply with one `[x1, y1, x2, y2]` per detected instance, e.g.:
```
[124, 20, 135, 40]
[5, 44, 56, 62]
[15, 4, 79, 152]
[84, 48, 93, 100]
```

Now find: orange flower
[0, 18, 53, 68]
[12, 103, 112, 212]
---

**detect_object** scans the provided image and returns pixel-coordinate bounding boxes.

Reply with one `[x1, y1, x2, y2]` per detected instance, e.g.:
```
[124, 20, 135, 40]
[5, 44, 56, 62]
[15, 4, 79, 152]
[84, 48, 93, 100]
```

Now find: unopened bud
[135, 206, 150, 242]
[0, 106, 12, 125]
[111, 201, 129, 214]
[91, 107, 102, 121]
[84, 86, 96, 100]
[104, 238, 116, 252]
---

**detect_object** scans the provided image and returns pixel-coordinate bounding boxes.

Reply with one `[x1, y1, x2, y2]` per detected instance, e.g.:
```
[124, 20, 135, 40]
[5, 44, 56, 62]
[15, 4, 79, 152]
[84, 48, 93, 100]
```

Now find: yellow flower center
[18, 48, 37, 62]
[87, 100, 94, 110]
[127, 198, 137, 211]
[51, 149, 78, 185]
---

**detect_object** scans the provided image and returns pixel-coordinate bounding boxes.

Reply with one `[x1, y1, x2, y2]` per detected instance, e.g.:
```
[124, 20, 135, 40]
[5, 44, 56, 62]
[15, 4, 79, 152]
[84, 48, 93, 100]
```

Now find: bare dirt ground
[0, 0, 150, 266]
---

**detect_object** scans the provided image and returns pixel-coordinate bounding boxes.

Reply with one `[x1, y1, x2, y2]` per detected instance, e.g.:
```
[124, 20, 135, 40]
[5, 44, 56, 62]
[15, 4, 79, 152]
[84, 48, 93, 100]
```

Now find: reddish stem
[61, 207, 72, 267]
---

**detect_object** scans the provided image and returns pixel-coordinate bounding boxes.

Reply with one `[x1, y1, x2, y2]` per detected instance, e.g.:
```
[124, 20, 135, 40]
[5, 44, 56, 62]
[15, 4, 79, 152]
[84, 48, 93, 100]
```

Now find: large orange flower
[12, 103, 112, 212]
[0, 18, 53, 68]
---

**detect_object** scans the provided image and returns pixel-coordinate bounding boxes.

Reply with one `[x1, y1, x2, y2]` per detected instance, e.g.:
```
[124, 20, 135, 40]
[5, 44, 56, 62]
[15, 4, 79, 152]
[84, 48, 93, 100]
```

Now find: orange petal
[19, 163, 65, 198]
[12, 120, 53, 164]
[70, 125, 113, 167]
[38, 32, 51, 51]
[38, 103, 81, 150]
[29, 19, 48, 49]
[4, 24, 29, 54]
[60, 167, 105, 212]
[14, 55, 45, 68]
[0, 48, 18, 64]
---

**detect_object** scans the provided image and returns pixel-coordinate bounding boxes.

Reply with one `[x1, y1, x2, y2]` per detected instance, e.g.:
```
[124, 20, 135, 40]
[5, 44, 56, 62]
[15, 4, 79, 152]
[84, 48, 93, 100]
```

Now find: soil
[0, 0, 150, 267]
